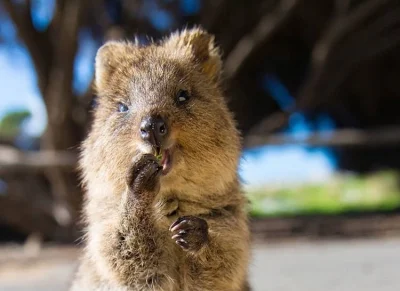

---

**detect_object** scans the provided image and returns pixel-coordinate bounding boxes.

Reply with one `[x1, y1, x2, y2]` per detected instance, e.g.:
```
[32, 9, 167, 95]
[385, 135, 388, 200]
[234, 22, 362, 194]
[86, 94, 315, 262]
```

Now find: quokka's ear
[94, 41, 133, 91]
[163, 28, 222, 82]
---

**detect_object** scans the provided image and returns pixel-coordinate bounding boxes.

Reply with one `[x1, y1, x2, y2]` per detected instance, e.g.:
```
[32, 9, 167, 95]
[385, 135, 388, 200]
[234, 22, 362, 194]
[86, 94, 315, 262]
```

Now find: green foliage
[0, 110, 31, 138]
[247, 171, 400, 217]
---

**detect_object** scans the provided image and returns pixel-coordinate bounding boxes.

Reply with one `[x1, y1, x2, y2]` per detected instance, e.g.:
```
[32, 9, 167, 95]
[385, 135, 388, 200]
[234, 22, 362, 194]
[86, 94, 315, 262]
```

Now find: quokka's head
[81, 28, 241, 194]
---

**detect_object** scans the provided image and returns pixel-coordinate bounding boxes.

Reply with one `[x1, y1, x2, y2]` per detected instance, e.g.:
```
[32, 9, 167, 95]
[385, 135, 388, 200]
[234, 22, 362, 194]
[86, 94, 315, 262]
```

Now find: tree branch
[43, 0, 86, 146]
[201, 0, 229, 31]
[3, 0, 50, 93]
[247, 111, 291, 137]
[0, 146, 77, 173]
[335, 0, 352, 17]
[223, 0, 301, 79]
[298, 0, 400, 110]
[244, 126, 400, 148]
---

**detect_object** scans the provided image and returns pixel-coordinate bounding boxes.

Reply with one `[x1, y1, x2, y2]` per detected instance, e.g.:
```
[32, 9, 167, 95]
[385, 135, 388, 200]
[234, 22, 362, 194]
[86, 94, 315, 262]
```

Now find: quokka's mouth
[154, 146, 174, 175]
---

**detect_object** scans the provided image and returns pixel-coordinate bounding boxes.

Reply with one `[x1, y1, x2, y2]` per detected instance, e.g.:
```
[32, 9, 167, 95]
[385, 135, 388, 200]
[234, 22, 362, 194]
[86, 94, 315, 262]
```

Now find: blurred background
[1, 0, 400, 290]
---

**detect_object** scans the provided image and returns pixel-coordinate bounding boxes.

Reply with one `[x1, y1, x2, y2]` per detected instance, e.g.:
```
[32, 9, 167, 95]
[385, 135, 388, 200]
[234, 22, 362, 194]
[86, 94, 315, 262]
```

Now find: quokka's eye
[176, 90, 190, 105]
[117, 102, 129, 113]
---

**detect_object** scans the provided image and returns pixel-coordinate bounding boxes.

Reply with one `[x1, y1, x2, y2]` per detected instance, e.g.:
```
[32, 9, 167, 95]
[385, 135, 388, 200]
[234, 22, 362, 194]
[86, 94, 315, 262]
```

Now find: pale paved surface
[1, 238, 400, 290]
[250, 238, 400, 291]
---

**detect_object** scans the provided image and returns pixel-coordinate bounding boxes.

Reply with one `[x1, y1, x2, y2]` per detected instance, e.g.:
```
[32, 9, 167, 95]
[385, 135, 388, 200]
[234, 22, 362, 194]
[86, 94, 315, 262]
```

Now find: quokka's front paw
[169, 216, 208, 252]
[127, 154, 162, 195]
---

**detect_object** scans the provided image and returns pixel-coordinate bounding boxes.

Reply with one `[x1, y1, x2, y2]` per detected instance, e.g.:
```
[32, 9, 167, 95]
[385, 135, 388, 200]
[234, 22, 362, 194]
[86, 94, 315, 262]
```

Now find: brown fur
[71, 28, 250, 291]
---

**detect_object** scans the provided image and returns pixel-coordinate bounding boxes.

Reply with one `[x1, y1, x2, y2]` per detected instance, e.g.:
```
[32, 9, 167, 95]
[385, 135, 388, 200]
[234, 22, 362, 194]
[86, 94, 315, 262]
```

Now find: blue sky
[0, 46, 47, 135]
[0, 1, 337, 187]
[240, 145, 336, 188]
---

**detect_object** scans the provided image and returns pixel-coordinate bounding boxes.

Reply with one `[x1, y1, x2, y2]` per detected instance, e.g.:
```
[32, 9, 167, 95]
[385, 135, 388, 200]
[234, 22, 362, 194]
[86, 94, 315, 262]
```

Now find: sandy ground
[1, 238, 400, 291]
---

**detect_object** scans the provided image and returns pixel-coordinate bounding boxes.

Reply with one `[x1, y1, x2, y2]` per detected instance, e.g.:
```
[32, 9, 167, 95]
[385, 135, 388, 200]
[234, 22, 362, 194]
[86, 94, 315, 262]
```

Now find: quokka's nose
[140, 116, 168, 147]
